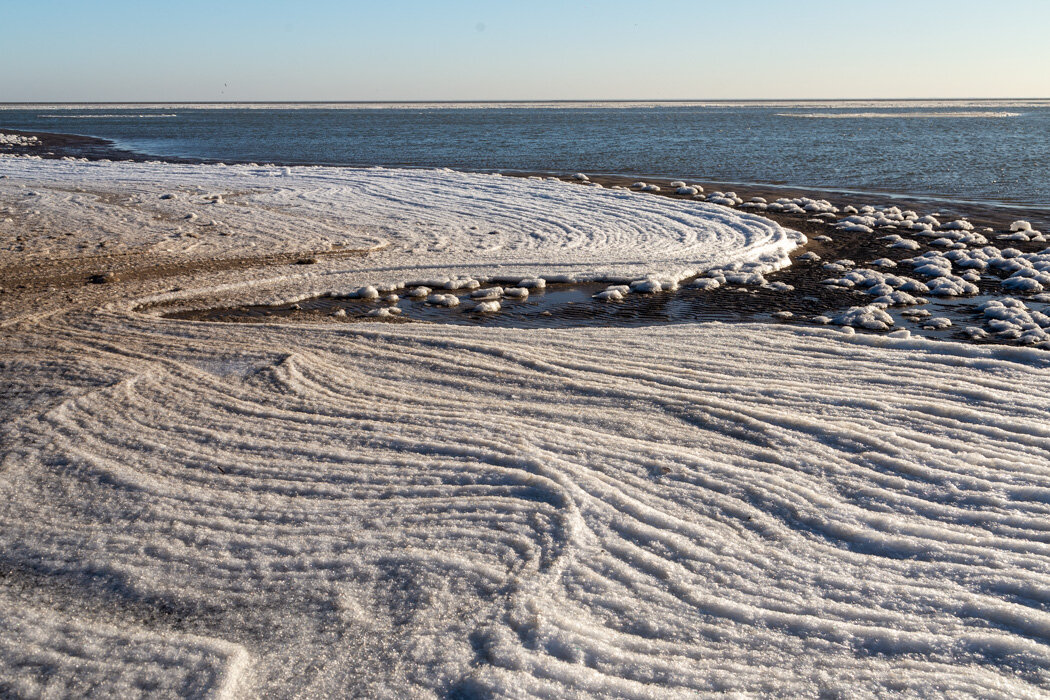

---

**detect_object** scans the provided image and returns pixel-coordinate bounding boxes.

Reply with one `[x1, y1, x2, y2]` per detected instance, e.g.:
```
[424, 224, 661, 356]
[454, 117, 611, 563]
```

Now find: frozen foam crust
[6, 157, 1050, 695]
[0, 157, 802, 311]
[5, 315, 1050, 695]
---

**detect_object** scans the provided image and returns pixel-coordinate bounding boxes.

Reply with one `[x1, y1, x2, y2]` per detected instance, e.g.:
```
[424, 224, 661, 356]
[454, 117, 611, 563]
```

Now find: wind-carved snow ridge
[5, 319, 1050, 696]
[0, 158, 802, 303]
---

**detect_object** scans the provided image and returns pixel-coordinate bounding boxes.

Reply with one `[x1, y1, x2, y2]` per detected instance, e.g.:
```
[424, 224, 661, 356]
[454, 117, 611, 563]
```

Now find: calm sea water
[2, 101, 1049, 208]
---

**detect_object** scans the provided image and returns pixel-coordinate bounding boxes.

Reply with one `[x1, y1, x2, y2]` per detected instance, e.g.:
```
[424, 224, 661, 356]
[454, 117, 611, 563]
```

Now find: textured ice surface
[6, 316, 1050, 696]
[0, 158, 800, 304]
[5, 158, 1050, 696]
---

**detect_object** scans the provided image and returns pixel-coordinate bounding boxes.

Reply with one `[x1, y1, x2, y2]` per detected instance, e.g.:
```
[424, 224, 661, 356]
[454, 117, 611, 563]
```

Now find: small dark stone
[88, 272, 119, 284]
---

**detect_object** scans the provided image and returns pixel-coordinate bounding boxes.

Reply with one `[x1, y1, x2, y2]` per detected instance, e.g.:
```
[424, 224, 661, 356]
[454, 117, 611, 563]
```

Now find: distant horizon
[3, 98, 1049, 107]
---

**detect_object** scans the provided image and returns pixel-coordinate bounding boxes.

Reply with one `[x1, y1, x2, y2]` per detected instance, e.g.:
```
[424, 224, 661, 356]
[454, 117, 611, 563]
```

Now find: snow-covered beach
[5, 154, 1050, 697]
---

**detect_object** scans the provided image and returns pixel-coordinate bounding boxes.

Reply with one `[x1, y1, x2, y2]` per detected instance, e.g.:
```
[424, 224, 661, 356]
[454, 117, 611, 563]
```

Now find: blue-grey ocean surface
[2, 101, 1048, 208]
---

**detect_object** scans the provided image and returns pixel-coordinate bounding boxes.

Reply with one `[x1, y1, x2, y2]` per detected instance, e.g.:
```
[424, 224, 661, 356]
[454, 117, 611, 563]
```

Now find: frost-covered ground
[0, 158, 797, 308]
[3, 158, 1050, 697]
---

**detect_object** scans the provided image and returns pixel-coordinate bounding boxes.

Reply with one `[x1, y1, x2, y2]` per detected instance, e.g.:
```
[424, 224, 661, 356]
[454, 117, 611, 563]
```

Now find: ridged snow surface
[5, 314, 1050, 696]
[0, 158, 799, 289]
[4, 160, 1050, 697]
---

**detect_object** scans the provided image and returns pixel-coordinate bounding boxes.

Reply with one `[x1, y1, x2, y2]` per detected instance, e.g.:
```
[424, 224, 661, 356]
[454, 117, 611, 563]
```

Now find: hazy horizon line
[2, 97, 1049, 106]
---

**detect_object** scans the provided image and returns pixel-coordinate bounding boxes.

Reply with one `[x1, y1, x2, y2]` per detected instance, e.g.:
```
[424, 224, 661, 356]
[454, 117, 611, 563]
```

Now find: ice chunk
[427, 294, 460, 307]
[829, 305, 895, 331]
[922, 317, 952, 330]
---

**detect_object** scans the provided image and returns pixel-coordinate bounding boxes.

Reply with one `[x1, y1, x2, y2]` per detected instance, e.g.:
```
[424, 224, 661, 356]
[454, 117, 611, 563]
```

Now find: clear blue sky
[3, 0, 1049, 101]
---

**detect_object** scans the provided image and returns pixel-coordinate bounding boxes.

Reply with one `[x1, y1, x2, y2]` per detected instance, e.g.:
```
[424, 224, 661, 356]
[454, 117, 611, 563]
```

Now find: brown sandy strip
[0, 246, 367, 295]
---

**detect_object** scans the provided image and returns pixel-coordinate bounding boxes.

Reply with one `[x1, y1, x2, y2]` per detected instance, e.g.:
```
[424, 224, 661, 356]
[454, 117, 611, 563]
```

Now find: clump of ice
[334, 285, 380, 300]
[819, 267, 929, 307]
[705, 191, 743, 207]
[427, 294, 459, 307]
[836, 219, 874, 234]
[444, 278, 481, 291]
[922, 317, 952, 330]
[830, 304, 895, 330]
[472, 300, 501, 313]
[630, 277, 677, 293]
[999, 220, 1046, 243]
[980, 298, 1050, 343]
[902, 252, 980, 296]
[470, 287, 504, 300]
[1002, 277, 1044, 293]
[901, 308, 932, 319]
[593, 286, 627, 301]
[754, 196, 837, 215]
[0, 134, 40, 147]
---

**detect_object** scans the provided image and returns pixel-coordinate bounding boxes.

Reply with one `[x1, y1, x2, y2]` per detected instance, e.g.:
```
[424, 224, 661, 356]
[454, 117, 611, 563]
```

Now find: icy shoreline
[0, 157, 802, 314]
[6, 125, 1050, 214]
[4, 157, 1050, 696]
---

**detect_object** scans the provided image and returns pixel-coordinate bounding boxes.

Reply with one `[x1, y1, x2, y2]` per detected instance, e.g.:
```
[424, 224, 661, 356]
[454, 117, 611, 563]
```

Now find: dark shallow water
[163, 280, 1030, 347]
[2, 101, 1049, 208]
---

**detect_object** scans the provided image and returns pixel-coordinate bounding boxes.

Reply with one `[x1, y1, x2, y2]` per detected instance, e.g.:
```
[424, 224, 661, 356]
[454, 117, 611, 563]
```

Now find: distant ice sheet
[37, 113, 178, 119]
[779, 111, 1022, 119]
